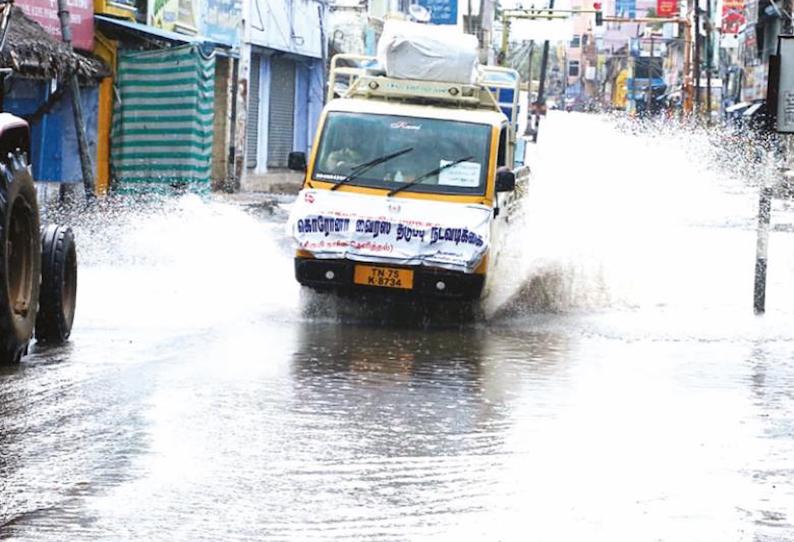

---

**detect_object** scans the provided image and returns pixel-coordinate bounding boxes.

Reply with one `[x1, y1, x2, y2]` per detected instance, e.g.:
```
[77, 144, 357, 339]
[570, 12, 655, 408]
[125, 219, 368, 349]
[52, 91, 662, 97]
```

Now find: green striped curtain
[111, 44, 215, 193]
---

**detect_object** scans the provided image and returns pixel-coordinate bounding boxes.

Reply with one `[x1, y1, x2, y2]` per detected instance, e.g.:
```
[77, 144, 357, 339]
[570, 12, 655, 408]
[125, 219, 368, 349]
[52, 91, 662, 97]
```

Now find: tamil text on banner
[16, 0, 93, 50]
[288, 189, 492, 274]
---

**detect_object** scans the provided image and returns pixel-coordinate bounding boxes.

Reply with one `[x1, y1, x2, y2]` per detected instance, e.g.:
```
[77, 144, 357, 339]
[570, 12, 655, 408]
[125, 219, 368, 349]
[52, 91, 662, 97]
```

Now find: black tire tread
[0, 151, 40, 363]
[35, 225, 76, 344]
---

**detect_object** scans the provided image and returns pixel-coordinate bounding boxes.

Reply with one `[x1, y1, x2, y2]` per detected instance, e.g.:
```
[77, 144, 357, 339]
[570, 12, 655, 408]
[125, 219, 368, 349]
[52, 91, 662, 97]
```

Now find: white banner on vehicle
[287, 189, 492, 273]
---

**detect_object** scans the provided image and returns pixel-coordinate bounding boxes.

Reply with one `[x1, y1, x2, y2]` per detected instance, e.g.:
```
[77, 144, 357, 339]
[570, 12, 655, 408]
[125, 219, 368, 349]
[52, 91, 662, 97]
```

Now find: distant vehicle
[286, 22, 529, 304]
[0, 0, 77, 363]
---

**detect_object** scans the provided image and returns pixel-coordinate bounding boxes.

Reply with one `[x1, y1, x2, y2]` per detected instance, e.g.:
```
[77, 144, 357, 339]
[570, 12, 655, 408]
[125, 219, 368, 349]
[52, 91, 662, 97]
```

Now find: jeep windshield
[313, 112, 491, 196]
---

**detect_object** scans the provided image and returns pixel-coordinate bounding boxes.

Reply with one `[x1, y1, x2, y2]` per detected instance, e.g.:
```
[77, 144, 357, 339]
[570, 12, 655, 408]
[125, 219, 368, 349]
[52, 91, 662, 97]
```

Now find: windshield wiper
[387, 156, 473, 197]
[330, 147, 414, 191]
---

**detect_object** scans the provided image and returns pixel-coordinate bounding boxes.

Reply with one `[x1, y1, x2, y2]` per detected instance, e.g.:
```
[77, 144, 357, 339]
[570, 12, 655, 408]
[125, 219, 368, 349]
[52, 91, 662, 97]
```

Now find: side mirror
[288, 151, 307, 172]
[495, 167, 515, 192]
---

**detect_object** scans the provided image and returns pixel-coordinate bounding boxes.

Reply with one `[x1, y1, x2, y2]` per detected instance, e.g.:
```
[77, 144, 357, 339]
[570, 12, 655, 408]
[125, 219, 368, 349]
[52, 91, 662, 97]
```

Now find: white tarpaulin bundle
[377, 20, 479, 84]
[288, 189, 492, 273]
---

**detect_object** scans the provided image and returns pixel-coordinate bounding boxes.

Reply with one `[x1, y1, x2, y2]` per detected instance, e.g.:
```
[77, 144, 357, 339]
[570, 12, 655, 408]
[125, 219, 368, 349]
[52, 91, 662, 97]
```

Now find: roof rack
[327, 54, 520, 127]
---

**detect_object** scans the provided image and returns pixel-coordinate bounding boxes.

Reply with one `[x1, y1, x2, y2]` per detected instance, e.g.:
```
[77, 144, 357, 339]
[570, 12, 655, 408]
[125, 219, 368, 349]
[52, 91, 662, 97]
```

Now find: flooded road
[2, 113, 794, 541]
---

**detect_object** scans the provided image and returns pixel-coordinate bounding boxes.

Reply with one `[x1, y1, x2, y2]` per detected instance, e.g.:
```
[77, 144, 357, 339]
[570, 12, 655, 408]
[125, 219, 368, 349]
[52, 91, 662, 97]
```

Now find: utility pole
[682, 10, 693, 116]
[629, 38, 635, 115]
[694, 0, 701, 117]
[524, 41, 535, 136]
[647, 35, 654, 114]
[563, 47, 568, 102]
[534, 0, 556, 140]
[56, 0, 95, 200]
[527, 41, 535, 96]
[705, 0, 712, 123]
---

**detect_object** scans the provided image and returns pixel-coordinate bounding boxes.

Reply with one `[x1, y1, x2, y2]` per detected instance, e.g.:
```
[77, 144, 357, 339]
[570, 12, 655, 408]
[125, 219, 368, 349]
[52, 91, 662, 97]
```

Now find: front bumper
[294, 257, 485, 300]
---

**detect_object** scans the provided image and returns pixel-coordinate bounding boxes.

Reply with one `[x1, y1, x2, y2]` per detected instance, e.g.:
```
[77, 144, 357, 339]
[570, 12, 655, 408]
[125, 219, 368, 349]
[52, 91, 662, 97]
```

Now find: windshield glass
[313, 112, 492, 195]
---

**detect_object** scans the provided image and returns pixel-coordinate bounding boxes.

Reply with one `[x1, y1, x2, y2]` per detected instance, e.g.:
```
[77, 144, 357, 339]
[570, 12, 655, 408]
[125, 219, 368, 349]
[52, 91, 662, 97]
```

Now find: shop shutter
[267, 57, 295, 168]
[246, 54, 261, 169]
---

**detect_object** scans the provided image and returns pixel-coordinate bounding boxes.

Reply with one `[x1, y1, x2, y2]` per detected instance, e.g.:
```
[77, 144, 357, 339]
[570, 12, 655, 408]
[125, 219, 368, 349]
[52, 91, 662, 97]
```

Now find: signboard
[742, 24, 758, 66]
[744, 0, 758, 24]
[417, 0, 457, 25]
[288, 189, 491, 274]
[201, 0, 241, 46]
[148, 0, 197, 34]
[776, 36, 794, 132]
[16, 0, 93, 51]
[615, 0, 636, 18]
[721, 0, 744, 34]
[742, 63, 766, 101]
[657, 0, 677, 18]
[150, 0, 243, 46]
[94, 0, 136, 17]
[629, 36, 640, 56]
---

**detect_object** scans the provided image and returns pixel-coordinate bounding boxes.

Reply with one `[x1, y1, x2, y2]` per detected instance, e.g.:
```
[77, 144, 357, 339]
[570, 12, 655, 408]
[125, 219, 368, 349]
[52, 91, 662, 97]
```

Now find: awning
[95, 15, 235, 54]
[743, 102, 764, 117]
[726, 101, 751, 113]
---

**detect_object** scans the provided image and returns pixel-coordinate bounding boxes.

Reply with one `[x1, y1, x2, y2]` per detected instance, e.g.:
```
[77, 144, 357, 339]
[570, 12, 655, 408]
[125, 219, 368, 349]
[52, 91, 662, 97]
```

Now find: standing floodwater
[2, 113, 793, 541]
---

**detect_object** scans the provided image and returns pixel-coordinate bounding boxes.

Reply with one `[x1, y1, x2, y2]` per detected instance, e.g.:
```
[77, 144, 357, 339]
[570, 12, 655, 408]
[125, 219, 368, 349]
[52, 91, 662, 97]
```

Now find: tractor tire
[0, 151, 41, 364]
[35, 225, 77, 344]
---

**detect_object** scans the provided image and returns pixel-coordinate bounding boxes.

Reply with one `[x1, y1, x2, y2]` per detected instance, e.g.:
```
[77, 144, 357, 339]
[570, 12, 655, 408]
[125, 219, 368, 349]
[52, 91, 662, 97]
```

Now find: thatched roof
[0, 6, 109, 83]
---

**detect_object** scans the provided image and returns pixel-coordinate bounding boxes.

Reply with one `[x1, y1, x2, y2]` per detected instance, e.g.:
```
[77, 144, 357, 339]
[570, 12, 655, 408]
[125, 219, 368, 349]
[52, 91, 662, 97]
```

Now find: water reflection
[291, 323, 492, 455]
[280, 322, 575, 539]
[746, 345, 794, 539]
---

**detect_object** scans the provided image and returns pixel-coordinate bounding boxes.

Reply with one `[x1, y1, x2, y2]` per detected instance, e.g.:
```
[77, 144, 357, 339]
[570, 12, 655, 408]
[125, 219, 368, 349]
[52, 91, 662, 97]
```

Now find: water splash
[49, 113, 794, 334]
[489, 112, 778, 320]
[53, 194, 300, 336]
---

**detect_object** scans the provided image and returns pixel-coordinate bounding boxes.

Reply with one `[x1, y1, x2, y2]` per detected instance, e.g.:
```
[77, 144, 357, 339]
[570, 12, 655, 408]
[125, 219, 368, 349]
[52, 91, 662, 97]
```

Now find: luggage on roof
[376, 20, 479, 85]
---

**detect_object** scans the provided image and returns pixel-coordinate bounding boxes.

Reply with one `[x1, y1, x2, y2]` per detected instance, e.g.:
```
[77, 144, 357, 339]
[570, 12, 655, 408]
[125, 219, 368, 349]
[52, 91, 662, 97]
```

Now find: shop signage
[744, 0, 758, 24]
[148, 0, 198, 34]
[657, 0, 677, 18]
[616, 0, 636, 18]
[721, 0, 744, 34]
[775, 36, 794, 133]
[417, 0, 458, 25]
[16, 0, 93, 51]
[202, 0, 241, 46]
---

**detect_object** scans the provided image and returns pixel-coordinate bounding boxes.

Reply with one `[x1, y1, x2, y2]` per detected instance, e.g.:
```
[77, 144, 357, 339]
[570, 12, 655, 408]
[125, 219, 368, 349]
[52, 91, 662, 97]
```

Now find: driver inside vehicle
[323, 131, 362, 173]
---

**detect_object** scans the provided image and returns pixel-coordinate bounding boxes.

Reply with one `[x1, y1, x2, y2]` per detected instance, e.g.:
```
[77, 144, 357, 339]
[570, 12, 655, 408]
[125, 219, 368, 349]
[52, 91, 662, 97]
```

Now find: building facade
[236, 0, 326, 190]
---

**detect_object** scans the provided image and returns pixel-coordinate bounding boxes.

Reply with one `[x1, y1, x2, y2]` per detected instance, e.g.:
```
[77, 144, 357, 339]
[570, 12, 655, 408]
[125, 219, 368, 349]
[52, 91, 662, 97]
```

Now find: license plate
[353, 265, 414, 290]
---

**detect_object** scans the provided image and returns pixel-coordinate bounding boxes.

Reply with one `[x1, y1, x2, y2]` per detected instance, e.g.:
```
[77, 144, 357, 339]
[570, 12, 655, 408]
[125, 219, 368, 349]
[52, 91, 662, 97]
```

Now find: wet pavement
[2, 113, 794, 541]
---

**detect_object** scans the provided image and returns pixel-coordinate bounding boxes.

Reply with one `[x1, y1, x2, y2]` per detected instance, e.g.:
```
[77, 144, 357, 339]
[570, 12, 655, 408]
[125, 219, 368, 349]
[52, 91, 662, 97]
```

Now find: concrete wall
[212, 56, 231, 190]
[247, 0, 325, 58]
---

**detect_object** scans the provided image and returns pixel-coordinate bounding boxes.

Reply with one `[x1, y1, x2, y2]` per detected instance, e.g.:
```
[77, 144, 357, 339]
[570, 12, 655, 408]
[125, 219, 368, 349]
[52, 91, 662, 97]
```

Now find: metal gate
[246, 54, 261, 169]
[267, 57, 295, 169]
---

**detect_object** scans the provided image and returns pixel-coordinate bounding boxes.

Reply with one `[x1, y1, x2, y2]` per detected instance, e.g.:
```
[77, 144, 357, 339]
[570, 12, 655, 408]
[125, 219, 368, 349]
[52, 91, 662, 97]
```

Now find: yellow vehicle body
[288, 55, 529, 301]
